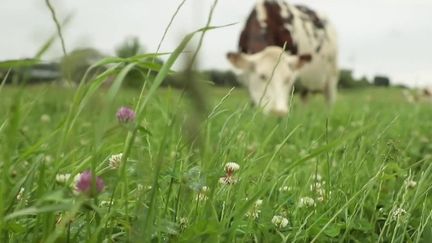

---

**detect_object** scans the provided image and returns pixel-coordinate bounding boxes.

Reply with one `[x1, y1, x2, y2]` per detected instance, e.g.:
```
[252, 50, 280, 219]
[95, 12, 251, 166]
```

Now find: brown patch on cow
[294, 4, 326, 29]
[296, 54, 313, 69]
[239, 2, 298, 55]
[299, 54, 312, 62]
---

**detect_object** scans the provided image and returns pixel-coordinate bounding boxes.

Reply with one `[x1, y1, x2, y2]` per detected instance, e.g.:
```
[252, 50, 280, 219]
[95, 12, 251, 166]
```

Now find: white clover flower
[310, 182, 323, 191]
[72, 173, 82, 195]
[255, 199, 263, 207]
[219, 176, 238, 185]
[44, 155, 54, 163]
[299, 197, 316, 208]
[272, 215, 289, 228]
[225, 162, 240, 174]
[405, 180, 417, 189]
[100, 200, 112, 207]
[195, 186, 210, 201]
[312, 174, 322, 182]
[317, 196, 325, 202]
[40, 114, 51, 123]
[279, 186, 292, 192]
[108, 153, 123, 169]
[16, 187, 25, 201]
[179, 217, 189, 230]
[246, 199, 263, 219]
[391, 207, 407, 221]
[246, 209, 261, 219]
[56, 173, 71, 184]
[316, 188, 325, 197]
[195, 194, 208, 201]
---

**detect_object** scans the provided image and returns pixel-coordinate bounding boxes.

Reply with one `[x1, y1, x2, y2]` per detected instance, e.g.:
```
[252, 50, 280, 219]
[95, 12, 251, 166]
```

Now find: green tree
[60, 48, 104, 83]
[115, 37, 144, 58]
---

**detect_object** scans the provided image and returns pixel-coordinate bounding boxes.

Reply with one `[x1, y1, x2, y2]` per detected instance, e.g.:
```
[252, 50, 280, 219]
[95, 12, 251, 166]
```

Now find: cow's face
[227, 46, 311, 116]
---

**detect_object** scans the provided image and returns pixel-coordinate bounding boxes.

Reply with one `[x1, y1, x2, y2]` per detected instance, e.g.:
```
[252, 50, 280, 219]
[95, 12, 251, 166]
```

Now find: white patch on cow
[284, 23, 292, 32]
[278, 1, 290, 19]
[228, 46, 311, 115]
[255, 1, 268, 28]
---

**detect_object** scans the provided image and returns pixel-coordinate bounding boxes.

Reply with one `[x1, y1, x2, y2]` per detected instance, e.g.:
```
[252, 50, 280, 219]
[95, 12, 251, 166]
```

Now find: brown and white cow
[227, 0, 339, 116]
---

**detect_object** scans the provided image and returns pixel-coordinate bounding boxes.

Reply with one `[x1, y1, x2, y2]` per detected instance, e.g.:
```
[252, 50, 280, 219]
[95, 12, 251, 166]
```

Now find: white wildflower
[405, 180, 417, 189]
[310, 182, 323, 191]
[108, 153, 123, 169]
[40, 114, 51, 123]
[219, 176, 238, 185]
[316, 188, 325, 197]
[44, 155, 53, 163]
[246, 199, 263, 219]
[56, 173, 71, 184]
[195, 186, 210, 201]
[391, 207, 407, 221]
[179, 217, 189, 230]
[100, 200, 112, 207]
[272, 215, 289, 228]
[255, 199, 263, 207]
[16, 187, 25, 201]
[279, 186, 292, 192]
[299, 197, 316, 208]
[312, 174, 322, 182]
[225, 162, 240, 174]
[72, 173, 82, 195]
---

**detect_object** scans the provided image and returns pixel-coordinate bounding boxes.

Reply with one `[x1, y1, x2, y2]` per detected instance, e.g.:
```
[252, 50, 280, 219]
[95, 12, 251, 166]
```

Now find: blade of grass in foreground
[0, 69, 11, 93]
[135, 23, 236, 118]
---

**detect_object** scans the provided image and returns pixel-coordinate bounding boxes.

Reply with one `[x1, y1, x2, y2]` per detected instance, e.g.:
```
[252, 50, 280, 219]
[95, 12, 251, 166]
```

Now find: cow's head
[227, 46, 312, 116]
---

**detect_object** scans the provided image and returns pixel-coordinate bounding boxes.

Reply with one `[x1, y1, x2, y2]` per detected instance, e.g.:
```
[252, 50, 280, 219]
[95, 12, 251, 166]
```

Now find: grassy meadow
[0, 1, 431, 241]
[1, 84, 432, 242]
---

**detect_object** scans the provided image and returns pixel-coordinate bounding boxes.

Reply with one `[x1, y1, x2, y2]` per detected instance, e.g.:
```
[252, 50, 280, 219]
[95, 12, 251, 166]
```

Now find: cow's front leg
[324, 78, 337, 105]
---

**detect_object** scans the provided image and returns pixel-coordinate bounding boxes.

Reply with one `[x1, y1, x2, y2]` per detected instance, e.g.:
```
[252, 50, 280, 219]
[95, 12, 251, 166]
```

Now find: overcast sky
[1, 0, 431, 87]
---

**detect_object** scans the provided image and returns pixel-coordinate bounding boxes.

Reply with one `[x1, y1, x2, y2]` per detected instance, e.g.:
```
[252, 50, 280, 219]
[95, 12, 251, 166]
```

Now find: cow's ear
[227, 52, 254, 70]
[295, 54, 312, 69]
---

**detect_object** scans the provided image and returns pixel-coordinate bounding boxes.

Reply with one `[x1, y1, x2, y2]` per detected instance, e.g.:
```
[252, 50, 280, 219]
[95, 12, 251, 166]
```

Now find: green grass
[1, 84, 432, 242]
